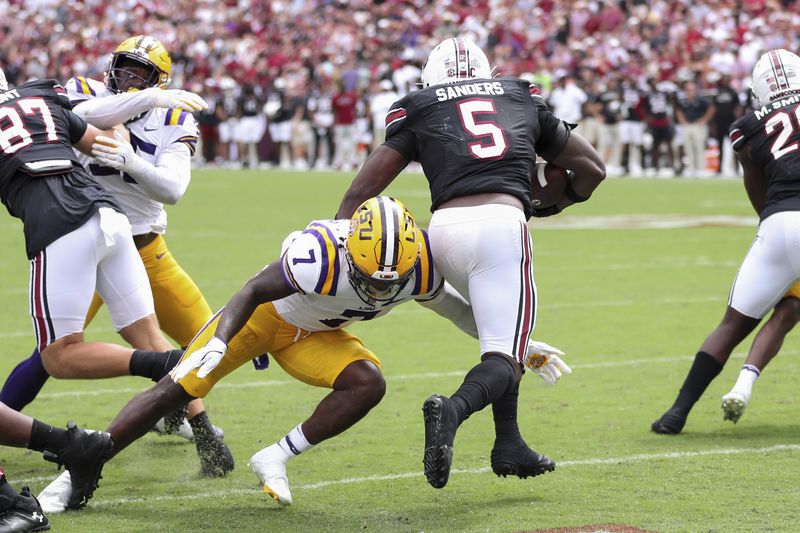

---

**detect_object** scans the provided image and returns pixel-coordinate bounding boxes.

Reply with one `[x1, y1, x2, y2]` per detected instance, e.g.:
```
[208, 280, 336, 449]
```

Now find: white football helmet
[751, 49, 800, 105]
[0, 67, 7, 91]
[421, 37, 491, 88]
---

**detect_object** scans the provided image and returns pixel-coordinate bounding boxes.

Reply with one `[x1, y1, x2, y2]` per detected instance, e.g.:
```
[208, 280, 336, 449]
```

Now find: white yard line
[17, 443, 797, 505]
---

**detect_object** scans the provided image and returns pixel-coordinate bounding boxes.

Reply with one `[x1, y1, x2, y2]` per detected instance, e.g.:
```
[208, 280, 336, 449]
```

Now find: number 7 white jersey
[273, 219, 444, 331]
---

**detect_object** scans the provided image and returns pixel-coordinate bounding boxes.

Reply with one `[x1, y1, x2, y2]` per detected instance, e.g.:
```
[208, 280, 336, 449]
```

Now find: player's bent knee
[40, 334, 83, 377]
[334, 360, 386, 407]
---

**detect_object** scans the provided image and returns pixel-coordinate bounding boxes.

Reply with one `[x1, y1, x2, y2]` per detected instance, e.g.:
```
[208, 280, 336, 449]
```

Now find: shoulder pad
[65, 76, 105, 103]
[385, 96, 410, 137]
[281, 221, 344, 295]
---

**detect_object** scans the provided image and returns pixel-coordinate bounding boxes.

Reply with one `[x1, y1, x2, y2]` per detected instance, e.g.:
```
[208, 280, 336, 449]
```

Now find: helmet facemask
[345, 196, 422, 306]
[106, 53, 164, 94]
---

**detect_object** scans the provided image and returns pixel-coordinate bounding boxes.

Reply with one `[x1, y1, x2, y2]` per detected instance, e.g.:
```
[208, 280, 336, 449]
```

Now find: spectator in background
[217, 79, 239, 166]
[548, 73, 587, 129]
[598, 77, 623, 176]
[392, 49, 421, 97]
[710, 73, 742, 177]
[619, 78, 645, 176]
[196, 84, 224, 166]
[370, 79, 398, 152]
[266, 81, 292, 169]
[289, 80, 312, 170]
[580, 80, 604, 150]
[236, 83, 266, 169]
[676, 80, 716, 178]
[644, 78, 676, 178]
[308, 81, 335, 170]
[332, 80, 359, 171]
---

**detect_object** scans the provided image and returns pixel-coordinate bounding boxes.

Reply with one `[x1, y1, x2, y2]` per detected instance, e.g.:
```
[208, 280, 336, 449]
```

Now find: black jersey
[730, 94, 800, 220]
[383, 77, 570, 218]
[0, 79, 118, 258]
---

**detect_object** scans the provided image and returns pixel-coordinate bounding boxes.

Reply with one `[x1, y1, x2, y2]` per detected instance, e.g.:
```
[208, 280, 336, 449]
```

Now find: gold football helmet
[106, 35, 171, 93]
[345, 196, 422, 304]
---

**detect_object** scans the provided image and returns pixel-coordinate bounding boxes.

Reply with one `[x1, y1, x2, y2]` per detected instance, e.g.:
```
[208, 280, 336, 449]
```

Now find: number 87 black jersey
[383, 77, 571, 219]
[730, 94, 800, 220]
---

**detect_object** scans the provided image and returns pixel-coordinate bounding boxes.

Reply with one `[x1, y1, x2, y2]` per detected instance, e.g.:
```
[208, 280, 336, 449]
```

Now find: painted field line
[34, 347, 800, 400]
[44, 442, 793, 507]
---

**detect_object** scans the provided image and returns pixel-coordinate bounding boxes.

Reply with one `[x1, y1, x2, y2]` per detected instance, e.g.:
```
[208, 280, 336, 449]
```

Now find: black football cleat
[42, 422, 113, 509]
[0, 487, 50, 532]
[491, 440, 555, 479]
[192, 418, 234, 477]
[422, 394, 458, 489]
[651, 407, 688, 435]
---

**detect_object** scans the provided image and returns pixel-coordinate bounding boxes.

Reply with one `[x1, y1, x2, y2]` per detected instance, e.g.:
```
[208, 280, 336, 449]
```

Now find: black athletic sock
[129, 349, 184, 382]
[27, 419, 69, 454]
[672, 351, 724, 412]
[188, 411, 214, 440]
[492, 379, 522, 443]
[0, 470, 19, 512]
[451, 354, 517, 425]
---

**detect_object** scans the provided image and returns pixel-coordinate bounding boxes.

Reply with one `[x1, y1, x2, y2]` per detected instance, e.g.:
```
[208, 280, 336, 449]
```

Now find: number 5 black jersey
[0, 79, 118, 258]
[383, 77, 571, 218]
[730, 94, 800, 220]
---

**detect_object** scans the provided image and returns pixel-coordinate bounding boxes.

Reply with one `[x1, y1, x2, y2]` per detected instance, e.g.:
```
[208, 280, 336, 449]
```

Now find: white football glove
[91, 130, 145, 175]
[525, 340, 572, 385]
[170, 337, 228, 381]
[152, 89, 208, 112]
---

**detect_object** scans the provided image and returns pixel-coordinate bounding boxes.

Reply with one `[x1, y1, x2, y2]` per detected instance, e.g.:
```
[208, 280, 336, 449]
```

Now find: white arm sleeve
[72, 88, 158, 129]
[417, 281, 478, 339]
[126, 141, 191, 205]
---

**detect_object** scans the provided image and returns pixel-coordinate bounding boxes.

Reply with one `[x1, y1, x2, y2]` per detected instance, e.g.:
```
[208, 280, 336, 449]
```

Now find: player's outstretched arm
[416, 281, 478, 338]
[73, 88, 207, 129]
[336, 145, 409, 219]
[550, 131, 606, 212]
[171, 260, 297, 380]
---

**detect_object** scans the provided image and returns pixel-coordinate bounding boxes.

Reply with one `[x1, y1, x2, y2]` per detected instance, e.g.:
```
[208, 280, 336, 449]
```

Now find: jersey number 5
[457, 99, 508, 160]
[0, 98, 58, 155]
[766, 108, 800, 160]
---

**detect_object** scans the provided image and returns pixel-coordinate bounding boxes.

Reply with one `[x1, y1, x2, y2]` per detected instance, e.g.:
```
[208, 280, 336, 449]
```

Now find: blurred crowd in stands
[2, 0, 799, 176]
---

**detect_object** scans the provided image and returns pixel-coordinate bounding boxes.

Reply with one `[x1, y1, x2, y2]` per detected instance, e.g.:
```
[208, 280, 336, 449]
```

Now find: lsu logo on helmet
[106, 35, 172, 93]
[346, 196, 422, 304]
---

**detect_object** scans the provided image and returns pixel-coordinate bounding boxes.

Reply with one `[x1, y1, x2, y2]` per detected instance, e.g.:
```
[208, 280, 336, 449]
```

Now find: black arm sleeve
[534, 105, 572, 161]
[63, 108, 88, 144]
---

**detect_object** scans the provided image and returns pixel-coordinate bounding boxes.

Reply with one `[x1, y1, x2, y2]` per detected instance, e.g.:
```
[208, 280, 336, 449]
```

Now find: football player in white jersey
[37, 197, 569, 509]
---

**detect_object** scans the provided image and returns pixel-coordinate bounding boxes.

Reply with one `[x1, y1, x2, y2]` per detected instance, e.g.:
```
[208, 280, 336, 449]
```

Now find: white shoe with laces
[37, 470, 72, 514]
[249, 446, 292, 506]
[721, 390, 749, 423]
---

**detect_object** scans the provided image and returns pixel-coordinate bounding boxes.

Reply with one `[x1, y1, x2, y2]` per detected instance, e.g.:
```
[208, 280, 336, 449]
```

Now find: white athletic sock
[276, 424, 314, 460]
[732, 365, 760, 400]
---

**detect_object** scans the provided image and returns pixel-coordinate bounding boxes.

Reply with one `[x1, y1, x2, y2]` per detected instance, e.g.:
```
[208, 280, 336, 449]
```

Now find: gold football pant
[176, 302, 381, 398]
[85, 235, 213, 347]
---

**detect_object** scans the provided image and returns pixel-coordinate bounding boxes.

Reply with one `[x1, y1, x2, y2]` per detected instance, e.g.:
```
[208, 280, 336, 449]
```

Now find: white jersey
[274, 219, 444, 332]
[65, 76, 198, 235]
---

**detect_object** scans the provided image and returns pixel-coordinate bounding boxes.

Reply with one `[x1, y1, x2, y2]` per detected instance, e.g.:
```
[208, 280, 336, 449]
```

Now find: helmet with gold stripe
[345, 196, 422, 304]
[106, 35, 171, 94]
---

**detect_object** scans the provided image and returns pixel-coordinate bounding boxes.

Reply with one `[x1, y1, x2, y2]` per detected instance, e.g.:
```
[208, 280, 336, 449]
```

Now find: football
[530, 162, 569, 208]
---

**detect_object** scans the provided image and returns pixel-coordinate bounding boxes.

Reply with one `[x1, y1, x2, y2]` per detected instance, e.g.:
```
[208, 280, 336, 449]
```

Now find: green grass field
[2, 170, 799, 532]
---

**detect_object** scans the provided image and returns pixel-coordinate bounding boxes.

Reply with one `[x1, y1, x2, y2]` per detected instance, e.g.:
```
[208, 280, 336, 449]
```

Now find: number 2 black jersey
[0, 79, 119, 258]
[383, 77, 570, 218]
[730, 94, 800, 220]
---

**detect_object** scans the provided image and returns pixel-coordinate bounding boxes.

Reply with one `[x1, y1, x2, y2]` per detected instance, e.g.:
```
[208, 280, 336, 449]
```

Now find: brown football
[530, 162, 568, 208]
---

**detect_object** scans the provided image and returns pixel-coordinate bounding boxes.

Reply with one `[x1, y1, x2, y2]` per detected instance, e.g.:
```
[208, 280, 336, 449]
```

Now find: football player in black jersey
[0, 70, 232, 504]
[653, 49, 800, 434]
[337, 38, 604, 489]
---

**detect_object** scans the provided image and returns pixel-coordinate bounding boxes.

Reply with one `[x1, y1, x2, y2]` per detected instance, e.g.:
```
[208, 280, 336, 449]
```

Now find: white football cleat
[249, 447, 292, 506]
[721, 390, 749, 424]
[37, 470, 72, 514]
